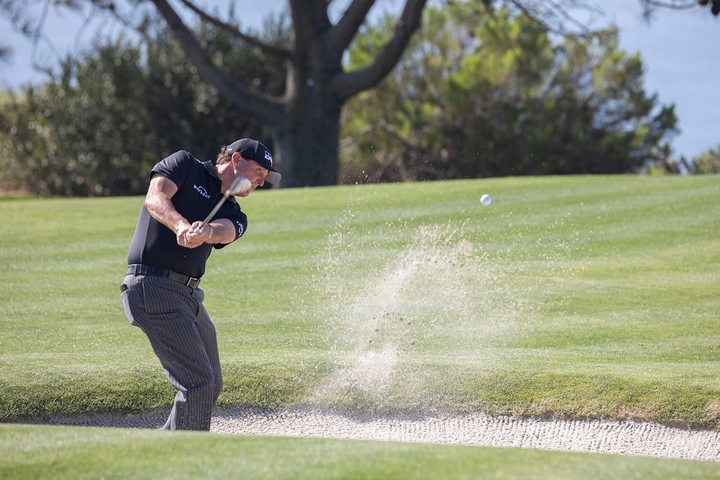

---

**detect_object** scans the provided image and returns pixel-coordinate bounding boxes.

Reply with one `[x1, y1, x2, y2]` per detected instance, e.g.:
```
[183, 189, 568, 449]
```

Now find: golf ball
[480, 194, 492, 206]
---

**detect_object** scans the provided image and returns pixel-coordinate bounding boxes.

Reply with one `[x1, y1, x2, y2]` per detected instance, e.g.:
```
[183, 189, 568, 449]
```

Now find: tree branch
[149, 0, 285, 124]
[505, 0, 600, 36]
[331, 0, 427, 101]
[287, 0, 332, 49]
[640, 0, 698, 9]
[326, 0, 377, 52]
[176, 0, 292, 59]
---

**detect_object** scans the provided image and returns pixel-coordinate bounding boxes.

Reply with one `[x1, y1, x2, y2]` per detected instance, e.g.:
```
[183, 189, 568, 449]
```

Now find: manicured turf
[0, 175, 719, 478]
[1, 423, 719, 480]
[2, 175, 719, 424]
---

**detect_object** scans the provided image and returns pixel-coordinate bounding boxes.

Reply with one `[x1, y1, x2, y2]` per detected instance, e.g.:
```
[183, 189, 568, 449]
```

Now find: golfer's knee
[187, 364, 215, 391]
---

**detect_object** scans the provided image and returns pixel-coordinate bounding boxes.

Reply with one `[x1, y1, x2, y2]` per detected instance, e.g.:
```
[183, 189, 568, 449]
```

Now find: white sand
[27, 407, 720, 462]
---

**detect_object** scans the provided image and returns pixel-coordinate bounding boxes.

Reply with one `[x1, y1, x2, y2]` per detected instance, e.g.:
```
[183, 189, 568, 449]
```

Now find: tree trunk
[134, 0, 425, 187]
[273, 99, 342, 187]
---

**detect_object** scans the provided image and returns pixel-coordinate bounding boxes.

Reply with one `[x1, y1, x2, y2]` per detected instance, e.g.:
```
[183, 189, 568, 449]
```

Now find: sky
[0, 0, 718, 160]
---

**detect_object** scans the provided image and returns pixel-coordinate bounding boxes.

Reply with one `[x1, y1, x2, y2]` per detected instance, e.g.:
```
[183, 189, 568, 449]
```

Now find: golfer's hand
[177, 223, 204, 249]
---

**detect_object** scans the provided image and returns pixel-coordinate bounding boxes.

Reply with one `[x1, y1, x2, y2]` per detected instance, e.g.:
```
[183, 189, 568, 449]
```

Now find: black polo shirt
[127, 150, 248, 278]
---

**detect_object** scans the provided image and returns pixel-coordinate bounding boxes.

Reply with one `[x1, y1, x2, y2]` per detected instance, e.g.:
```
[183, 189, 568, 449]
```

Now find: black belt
[126, 264, 201, 288]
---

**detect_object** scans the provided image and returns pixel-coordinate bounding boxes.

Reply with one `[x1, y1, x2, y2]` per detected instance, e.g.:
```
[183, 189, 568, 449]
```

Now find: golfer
[120, 138, 280, 431]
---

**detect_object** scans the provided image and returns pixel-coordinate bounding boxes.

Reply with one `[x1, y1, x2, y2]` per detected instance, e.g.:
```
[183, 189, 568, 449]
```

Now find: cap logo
[264, 150, 273, 166]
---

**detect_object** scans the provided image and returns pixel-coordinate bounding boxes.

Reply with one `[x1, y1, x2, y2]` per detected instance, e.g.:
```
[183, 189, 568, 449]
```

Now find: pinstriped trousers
[120, 273, 222, 431]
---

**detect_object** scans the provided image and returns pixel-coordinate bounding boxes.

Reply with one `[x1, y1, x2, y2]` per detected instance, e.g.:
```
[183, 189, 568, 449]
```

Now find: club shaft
[193, 194, 229, 234]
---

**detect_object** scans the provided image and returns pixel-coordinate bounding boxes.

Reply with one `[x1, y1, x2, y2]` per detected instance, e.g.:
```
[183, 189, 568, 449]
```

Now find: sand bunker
[26, 407, 720, 462]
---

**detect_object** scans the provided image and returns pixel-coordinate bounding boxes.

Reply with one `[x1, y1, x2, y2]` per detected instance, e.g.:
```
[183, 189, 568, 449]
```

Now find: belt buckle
[186, 276, 200, 288]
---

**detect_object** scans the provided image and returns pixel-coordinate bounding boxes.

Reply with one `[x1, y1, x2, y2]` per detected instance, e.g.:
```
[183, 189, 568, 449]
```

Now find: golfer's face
[236, 157, 269, 195]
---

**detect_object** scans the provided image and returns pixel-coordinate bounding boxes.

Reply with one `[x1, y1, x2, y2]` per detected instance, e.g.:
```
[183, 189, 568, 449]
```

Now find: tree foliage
[640, 0, 720, 16]
[690, 145, 720, 173]
[339, 4, 678, 183]
[0, 20, 281, 196]
[0, 0, 635, 188]
[0, 1, 696, 195]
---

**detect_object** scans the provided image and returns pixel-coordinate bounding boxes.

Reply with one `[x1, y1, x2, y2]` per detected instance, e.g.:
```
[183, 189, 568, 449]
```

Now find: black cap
[226, 138, 281, 184]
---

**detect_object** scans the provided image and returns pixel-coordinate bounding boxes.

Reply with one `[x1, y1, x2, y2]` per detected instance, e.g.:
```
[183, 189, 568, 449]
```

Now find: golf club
[193, 176, 252, 234]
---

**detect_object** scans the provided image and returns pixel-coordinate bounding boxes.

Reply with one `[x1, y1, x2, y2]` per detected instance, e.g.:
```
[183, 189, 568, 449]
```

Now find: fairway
[1, 175, 719, 478]
[3, 422, 720, 480]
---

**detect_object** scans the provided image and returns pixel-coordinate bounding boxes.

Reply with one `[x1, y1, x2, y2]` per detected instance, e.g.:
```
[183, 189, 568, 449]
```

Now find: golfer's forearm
[206, 219, 236, 245]
[144, 176, 188, 234]
[146, 194, 189, 234]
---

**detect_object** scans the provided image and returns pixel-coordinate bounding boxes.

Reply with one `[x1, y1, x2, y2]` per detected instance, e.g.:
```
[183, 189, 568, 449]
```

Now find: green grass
[1, 176, 719, 425]
[2, 175, 720, 478]
[1, 424, 719, 480]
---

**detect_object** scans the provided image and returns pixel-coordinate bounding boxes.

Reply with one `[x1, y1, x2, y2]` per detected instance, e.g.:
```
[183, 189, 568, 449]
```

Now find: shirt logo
[235, 221, 245, 237]
[264, 150, 273, 166]
[194, 184, 211, 199]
